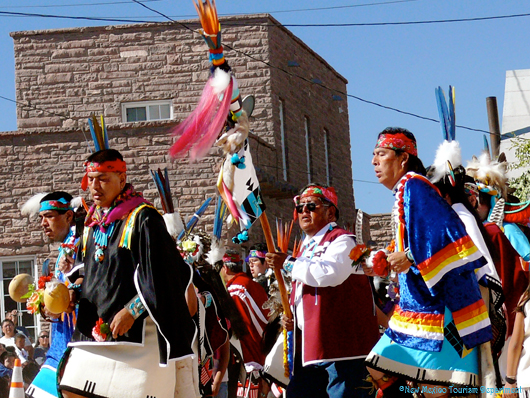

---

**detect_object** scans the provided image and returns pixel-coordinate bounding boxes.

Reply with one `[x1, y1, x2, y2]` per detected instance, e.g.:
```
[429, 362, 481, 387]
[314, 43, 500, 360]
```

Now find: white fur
[163, 212, 185, 239]
[215, 111, 250, 155]
[21, 193, 48, 217]
[211, 68, 231, 95]
[70, 197, 84, 211]
[205, 237, 225, 265]
[430, 140, 462, 183]
[466, 152, 508, 198]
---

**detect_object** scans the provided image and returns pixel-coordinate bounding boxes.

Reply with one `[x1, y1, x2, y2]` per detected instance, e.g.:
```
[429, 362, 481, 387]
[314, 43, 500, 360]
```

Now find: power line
[280, 12, 530, 27]
[0, 0, 160, 9]
[0, 6, 521, 136]
[0, 94, 69, 120]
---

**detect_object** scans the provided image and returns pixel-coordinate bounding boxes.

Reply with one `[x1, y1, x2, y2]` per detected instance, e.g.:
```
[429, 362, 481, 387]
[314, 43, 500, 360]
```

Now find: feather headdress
[21, 193, 48, 217]
[466, 152, 508, 199]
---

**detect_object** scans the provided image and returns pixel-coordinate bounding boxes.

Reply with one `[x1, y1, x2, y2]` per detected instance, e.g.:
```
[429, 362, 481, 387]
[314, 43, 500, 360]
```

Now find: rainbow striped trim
[119, 204, 155, 249]
[452, 300, 490, 339]
[388, 306, 445, 342]
[416, 235, 482, 289]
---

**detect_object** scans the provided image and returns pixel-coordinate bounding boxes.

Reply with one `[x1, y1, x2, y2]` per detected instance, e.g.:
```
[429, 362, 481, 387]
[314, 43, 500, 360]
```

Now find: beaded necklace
[92, 221, 116, 263]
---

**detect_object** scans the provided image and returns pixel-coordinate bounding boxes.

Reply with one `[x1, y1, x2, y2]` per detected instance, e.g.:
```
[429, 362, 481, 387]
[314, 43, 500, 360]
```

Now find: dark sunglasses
[295, 202, 328, 214]
[39, 335, 49, 338]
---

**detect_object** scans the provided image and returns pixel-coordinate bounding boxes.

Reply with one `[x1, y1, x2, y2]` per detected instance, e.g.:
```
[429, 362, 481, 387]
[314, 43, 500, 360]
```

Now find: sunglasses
[295, 202, 329, 214]
[39, 335, 49, 338]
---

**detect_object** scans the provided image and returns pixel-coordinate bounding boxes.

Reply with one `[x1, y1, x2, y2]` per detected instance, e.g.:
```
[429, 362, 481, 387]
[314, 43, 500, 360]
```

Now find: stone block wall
[368, 213, 393, 249]
[4, 14, 355, 261]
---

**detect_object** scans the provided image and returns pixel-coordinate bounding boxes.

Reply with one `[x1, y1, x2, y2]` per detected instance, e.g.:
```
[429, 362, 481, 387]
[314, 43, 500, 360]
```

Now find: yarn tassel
[170, 76, 233, 161]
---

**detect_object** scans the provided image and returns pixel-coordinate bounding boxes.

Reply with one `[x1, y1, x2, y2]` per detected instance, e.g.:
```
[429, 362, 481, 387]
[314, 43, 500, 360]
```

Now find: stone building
[0, 14, 355, 337]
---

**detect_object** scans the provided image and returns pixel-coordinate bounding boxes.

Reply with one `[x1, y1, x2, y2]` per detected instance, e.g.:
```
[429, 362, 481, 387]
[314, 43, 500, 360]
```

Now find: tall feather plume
[21, 193, 48, 217]
[87, 115, 109, 152]
[276, 219, 294, 253]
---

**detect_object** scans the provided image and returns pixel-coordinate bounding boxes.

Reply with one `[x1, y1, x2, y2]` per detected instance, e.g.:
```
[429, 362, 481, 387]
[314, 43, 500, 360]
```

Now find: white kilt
[60, 318, 194, 398]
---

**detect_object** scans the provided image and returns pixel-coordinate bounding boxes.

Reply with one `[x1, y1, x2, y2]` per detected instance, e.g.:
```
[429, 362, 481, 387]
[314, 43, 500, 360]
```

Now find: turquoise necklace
[93, 223, 115, 263]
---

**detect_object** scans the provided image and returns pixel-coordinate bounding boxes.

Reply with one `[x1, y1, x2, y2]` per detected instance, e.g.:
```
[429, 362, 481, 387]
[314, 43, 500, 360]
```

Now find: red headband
[375, 133, 417, 157]
[81, 160, 127, 191]
[294, 186, 338, 207]
[223, 252, 241, 264]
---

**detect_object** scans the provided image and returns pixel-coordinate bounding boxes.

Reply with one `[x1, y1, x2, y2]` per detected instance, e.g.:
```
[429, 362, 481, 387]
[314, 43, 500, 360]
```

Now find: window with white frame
[121, 100, 173, 123]
[0, 256, 38, 342]
[323, 129, 331, 186]
[304, 117, 312, 183]
[279, 99, 288, 181]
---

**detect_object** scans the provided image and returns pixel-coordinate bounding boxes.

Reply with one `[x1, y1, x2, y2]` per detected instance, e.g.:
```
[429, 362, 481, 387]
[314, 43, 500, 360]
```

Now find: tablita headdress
[428, 86, 464, 186]
[169, 0, 249, 162]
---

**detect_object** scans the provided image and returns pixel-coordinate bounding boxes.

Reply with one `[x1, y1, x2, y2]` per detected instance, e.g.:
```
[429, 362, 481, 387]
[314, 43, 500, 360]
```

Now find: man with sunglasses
[266, 184, 379, 398]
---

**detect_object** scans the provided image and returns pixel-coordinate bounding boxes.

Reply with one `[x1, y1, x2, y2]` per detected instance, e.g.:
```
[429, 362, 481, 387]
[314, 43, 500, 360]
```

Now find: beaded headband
[375, 132, 418, 157]
[294, 185, 338, 208]
[245, 250, 267, 262]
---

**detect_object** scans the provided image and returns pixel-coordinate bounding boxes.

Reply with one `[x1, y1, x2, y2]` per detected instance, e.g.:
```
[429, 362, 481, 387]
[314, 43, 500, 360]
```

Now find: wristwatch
[505, 376, 517, 384]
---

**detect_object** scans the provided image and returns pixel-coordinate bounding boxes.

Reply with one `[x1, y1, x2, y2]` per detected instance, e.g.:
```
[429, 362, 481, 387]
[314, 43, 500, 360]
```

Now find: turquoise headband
[39, 198, 72, 213]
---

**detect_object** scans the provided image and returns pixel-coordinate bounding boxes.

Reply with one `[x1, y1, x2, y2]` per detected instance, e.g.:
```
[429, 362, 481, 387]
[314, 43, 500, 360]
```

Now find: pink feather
[170, 77, 234, 162]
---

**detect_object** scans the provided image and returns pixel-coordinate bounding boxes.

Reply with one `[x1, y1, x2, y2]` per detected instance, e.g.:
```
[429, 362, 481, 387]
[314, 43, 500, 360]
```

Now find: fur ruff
[163, 212, 185, 239]
[215, 111, 249, 155]
[21, 193, 48, 217]
[205, 237, 225, 267]
[466, 152, 508, 199]
[430, 140, 462, 183]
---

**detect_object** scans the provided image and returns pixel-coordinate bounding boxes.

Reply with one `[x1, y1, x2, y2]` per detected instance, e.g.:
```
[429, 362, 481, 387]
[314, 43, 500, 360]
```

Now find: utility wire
[3, 9, 530, 27]
[0, 0, 160, 9]
[133, 1, 493, 135]
[0, 5, 523, 136]
[0, 94, 69, 120]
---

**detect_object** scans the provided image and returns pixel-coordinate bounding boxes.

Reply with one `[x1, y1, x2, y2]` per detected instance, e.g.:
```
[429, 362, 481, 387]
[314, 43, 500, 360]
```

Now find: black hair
[0, 351, 16, 363]
[377, 127, 427, 176]
[1, 319, 13, 327]
[298, 182, 340, 220]
[40, 191, 74, 215]
[86, 149, 124, 163]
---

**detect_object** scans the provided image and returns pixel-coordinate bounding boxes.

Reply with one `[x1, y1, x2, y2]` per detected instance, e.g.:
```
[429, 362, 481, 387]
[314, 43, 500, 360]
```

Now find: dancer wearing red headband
[266, 183, 379, 398]
[59, 149, 196, 398]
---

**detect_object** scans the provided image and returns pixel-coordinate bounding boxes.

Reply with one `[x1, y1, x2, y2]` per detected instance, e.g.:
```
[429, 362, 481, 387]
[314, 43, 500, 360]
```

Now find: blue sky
[0, 0, 528, 215]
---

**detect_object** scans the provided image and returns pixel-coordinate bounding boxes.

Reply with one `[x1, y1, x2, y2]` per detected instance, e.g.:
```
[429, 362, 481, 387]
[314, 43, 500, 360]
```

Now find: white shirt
[452, 203, 500, 284]
[290, 222, 361, 329]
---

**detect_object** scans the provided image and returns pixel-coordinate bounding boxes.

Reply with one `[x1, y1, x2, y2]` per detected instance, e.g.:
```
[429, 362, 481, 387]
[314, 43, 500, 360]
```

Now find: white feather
[21, 193, 48, 217]
[211, 68, 231, 95]
[70, 197, 84, 211]
[430, 140, 462, 183]
[466, 152, 508, 198]
[163, 212, 185, 239]
[205, 237, 225, 265]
